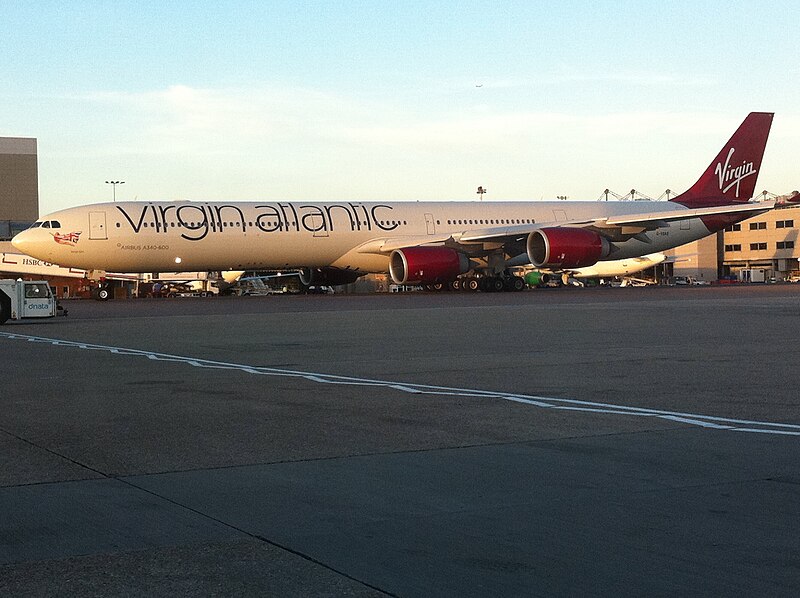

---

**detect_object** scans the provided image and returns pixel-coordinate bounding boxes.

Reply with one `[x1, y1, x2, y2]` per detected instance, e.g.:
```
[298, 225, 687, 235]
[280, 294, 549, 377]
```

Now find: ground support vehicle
[0, 279, 60, 324]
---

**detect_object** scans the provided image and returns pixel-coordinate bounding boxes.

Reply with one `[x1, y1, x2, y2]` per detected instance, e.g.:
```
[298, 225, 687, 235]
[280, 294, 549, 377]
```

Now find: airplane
[571, 253, 667, 287]
[510, 252, 667, 288]
[0, 251, 139, 281]
[571, 252, 667, 279]
[0, 250, 240, 296]
[12, 112, 786, 292]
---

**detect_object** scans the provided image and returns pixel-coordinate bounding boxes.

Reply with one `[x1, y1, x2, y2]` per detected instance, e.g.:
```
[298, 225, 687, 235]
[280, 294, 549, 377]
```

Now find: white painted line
[3, 331, 799, 437]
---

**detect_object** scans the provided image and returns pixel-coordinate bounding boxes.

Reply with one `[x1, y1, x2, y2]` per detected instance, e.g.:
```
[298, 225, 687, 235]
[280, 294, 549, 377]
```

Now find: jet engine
[523, 271, 551, 287]
[389, 247, 470, 285]
[298, 267, 361, 287]
[527, 227, 610, 269]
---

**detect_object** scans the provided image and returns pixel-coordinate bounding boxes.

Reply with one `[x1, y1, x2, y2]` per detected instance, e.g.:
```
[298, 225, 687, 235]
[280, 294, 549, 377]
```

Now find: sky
[2, 1, 798, 213]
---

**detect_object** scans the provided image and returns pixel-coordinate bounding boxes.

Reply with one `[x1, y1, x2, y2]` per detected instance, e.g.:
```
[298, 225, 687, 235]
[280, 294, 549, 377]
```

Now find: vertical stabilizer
[672, 112, 773, 208]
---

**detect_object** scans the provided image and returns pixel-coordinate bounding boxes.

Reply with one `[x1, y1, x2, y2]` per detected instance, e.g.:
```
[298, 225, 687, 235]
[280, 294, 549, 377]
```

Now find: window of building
[776, 220, 794, 228]
[725, 244, 741, 252]
[725, 223, 742, 232]
[777, 241, 795, 250]
[749, 222, 767, 230]
[750, 242, 767, 251]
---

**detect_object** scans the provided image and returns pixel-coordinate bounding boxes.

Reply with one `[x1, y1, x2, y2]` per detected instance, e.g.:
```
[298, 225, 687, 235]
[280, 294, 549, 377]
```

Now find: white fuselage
[572, 253, 667, 278]
[14, 200, 708, 273]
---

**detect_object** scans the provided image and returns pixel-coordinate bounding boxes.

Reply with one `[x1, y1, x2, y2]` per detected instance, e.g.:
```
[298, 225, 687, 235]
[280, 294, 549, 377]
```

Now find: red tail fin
[672, 112, 773, 208]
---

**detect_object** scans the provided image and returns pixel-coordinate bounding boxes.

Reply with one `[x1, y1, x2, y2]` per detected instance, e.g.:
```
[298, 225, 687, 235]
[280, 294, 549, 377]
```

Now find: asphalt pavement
[2, 284, 799, 596]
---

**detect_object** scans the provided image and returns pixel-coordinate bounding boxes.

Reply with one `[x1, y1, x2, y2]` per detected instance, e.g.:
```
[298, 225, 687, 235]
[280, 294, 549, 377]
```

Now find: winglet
[671, 112, 773, 209]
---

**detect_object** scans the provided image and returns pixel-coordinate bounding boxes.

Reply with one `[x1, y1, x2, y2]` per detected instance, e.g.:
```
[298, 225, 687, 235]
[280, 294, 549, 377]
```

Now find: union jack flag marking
[52, 232, 81, 246]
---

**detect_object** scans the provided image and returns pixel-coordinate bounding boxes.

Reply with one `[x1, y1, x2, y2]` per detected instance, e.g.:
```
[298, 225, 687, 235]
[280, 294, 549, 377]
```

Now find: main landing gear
[424, 275, 526, 293]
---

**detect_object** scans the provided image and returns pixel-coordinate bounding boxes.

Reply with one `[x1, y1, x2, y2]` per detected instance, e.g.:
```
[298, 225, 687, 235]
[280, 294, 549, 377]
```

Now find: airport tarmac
[2, 284, 800, 596]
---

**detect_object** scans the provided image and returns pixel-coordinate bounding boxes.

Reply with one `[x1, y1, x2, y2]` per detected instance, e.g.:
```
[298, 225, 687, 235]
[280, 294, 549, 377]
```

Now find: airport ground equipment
[740, 268, 767, 283]
[0, 279, 58, 323]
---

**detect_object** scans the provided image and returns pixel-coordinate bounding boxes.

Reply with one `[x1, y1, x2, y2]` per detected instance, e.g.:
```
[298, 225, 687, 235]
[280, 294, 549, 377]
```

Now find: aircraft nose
[11, 228, 45, 259]
[11, 229, 32, 253]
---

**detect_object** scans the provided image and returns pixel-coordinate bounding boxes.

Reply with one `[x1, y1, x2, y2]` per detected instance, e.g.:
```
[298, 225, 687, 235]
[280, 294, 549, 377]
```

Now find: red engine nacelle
[389, 247, 470, 285]
[527, 227, 610, 269]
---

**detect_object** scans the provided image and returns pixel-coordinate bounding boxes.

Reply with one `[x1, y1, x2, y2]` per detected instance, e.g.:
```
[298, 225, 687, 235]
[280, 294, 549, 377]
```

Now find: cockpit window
[30, 222, 42, 228]
[41, 221, 50, 228]
[50, 221, 61, 228]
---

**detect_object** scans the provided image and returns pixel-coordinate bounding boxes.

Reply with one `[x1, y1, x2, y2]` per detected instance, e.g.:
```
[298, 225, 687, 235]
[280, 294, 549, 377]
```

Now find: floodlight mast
[105, 180, 125, 202]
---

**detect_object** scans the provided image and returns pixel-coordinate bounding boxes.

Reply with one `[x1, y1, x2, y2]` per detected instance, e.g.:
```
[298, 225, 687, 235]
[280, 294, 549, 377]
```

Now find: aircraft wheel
[97, 287, 111, 301]
[450, 279, 461, 291]
[510, 276, 525, 292]
[466, 278, 480, 292]
[432, 282, 446, 291]
[480, 277, 498, 292]
[490, 277, 505, 292]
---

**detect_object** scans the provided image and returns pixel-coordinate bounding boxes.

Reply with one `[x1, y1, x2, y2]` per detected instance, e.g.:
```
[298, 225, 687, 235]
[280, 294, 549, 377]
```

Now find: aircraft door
[89, 211, 108, 240]
[425, 213, 435, 235]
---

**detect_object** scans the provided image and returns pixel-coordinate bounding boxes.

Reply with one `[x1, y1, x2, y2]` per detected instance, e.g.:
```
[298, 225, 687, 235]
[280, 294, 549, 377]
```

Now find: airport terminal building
[721, 201, 800, 279]
[668, 197, 800, 282]
[0, 136, 38, 240]
[0, 136, 86, 297]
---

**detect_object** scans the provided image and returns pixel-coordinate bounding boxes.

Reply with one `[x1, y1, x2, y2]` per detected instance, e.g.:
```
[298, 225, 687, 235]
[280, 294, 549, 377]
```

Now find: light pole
[477, 186, 487, 200]
[105, 180, 125, 202]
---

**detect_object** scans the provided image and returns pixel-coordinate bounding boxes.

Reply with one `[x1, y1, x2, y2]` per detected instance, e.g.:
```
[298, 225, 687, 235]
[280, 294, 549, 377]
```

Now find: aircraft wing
[357, 221, 580, 254]
[356, 234, 456, 254]
[600, 200, 775, 228]
[355, 200, 775, 257]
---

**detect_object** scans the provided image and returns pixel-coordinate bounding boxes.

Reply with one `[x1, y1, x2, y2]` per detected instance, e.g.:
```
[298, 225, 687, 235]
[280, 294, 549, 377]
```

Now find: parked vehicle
[689, 277, 711, 286]
[740, 268, 767, 283]
[0, 279, 60, 324]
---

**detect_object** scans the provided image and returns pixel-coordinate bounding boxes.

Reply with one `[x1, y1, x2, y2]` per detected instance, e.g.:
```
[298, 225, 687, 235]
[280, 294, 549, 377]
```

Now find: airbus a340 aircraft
[12, 112, 784, 291]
